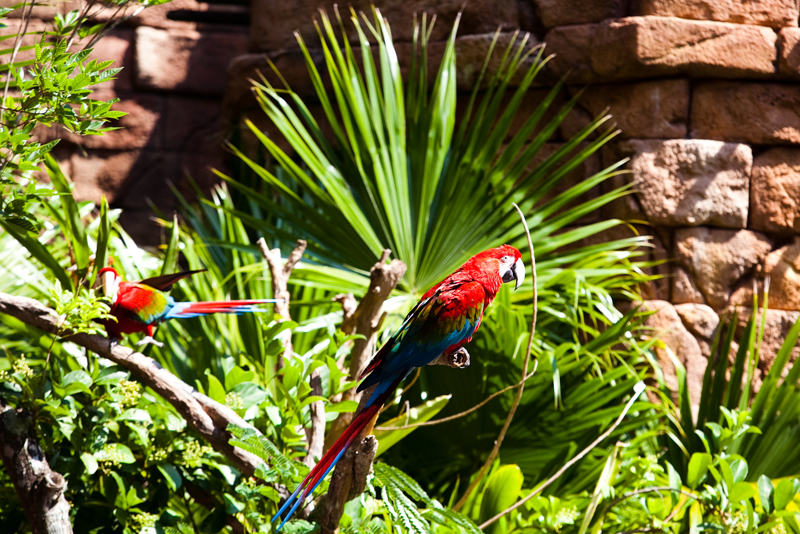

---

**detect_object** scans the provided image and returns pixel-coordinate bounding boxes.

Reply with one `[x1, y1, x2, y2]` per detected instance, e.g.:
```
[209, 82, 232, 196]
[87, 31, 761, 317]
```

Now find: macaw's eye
[501, 255, 512, 262]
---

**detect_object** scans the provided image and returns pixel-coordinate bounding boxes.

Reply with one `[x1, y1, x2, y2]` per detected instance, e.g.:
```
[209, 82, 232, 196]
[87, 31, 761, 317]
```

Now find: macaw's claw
[136, 336, 164, 348]
[450, 347, 470, 368]
[429, 347, 470, 369]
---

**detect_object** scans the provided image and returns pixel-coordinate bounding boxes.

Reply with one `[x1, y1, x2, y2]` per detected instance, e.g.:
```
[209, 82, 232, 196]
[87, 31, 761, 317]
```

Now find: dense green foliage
[3, 4, 800, 534]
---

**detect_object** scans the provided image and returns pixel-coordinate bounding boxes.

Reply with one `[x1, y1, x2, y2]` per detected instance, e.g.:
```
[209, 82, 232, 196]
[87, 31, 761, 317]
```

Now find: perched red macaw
[98, 267, 279, 347]
[273, 245, 525, 529]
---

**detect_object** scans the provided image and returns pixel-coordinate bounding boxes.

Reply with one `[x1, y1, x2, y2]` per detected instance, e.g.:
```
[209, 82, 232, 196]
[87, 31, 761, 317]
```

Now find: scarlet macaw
[98, 267, 279, 347]
[273, 244, 526, 528]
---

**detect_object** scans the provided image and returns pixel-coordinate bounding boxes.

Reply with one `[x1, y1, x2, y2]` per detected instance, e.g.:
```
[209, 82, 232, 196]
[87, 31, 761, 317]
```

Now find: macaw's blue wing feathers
[357, 281, 485, 392]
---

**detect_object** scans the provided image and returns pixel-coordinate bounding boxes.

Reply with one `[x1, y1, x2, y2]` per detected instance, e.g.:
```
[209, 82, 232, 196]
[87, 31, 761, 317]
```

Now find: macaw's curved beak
[513, 257, 525, 290]
[102, 270, 117, 298]
[502, 258, 526, 290]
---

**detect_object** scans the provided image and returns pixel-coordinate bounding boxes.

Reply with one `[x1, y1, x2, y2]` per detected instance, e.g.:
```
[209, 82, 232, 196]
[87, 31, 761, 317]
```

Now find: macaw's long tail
[164, 300, 277, 319]
[272, 373, 407, 531]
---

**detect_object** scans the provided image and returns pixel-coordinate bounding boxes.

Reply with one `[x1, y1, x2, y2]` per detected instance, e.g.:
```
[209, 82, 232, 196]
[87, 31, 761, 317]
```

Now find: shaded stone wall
[3, 0, 251, 243]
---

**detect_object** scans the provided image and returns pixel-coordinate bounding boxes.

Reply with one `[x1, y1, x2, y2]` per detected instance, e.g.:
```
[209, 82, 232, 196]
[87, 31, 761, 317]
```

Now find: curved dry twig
[374, 368, 537, 431]
[453, 202, 538, 511]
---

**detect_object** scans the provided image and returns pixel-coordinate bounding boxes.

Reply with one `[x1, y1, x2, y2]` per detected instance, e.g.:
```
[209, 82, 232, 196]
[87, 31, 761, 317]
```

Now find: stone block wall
[8, 0, 251, 244]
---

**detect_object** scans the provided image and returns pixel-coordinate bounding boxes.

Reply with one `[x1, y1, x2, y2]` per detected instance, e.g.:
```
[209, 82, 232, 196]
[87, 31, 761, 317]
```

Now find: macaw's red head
[98, 267, 122, 303]
[463, 244, 525, 290]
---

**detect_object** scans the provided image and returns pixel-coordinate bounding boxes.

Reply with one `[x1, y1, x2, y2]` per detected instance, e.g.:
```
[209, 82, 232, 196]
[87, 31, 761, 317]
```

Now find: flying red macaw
[273, 244, 525, 529]
[97, 267, 279, 347]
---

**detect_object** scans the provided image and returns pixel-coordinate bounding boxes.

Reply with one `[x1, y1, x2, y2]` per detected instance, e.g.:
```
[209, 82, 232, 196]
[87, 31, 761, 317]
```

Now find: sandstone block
[572, 79, 689, 138]
[533, 0, 625, 28]
[750, 148, 800, 234]
[591, 17, 777, 79]
[674, 303, 719, 355]
[631, 0, 798, 28]
[164, 97, 223, 153]
[691, 82, 800, 144]
[641, 300, 706, 406]
[615, 139, 751, 228]
[730, 308, 800, 388]
[35, 90, 165, 151]
[542, 24, 597, 84]
[71, 150, 180, 212]
[779, 28, 800, 77]
[673, 267, 706, 305]
[544, 17, 777, 83]
[731, 237, 800, 311]
[135, 27, 248, 96]
[249, 0, 519, 52]
[675, 227, 773, 310]
[71, 150, 140, 205]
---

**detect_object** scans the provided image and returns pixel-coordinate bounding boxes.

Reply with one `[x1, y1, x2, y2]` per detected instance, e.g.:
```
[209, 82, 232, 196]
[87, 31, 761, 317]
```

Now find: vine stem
[453, 202, 538, 511]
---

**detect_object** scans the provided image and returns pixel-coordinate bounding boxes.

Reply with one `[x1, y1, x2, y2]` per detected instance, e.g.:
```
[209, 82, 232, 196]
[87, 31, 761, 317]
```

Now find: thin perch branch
[0, 292, 264, 477]
[0, 399, 73, 534]
[375, 368, 538, 431]
[454, 203, 538, 511]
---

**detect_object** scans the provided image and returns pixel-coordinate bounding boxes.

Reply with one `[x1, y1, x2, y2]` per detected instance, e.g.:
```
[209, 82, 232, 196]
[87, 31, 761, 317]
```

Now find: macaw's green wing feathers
[136, 270, 206, 291]
[115, 282, 173, 324]
[358, 281, 485, 392]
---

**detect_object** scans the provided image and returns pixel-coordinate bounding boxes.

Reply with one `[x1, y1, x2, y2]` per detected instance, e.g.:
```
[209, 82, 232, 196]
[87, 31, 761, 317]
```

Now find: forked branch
[0, 292, 264, 476]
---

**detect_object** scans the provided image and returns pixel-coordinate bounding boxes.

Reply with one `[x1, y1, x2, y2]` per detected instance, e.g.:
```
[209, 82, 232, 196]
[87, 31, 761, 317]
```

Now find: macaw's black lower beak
[502, 258, 526, 290]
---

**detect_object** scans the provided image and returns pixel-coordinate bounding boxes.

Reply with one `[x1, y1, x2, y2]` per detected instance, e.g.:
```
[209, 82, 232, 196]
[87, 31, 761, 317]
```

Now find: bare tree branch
[310, 436, 378, 534]
[304, 370, 325, 468]
[257, 238, 306, 369]
[325, 250, 406, 450]
[0, 292, 264, 477]
[0, 399, 72, 534]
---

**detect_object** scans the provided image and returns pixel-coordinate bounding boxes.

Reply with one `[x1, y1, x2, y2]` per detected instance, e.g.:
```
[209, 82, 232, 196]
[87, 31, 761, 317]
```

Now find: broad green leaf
[478, 464, 523, 534]
[759, 475, 774, 514]
[775, 478, 796, 511]
[81, 452, 98, 475]
[729, 482, 757, 504]
[94, 443, 136, 465]
[161, 213, 180, 276]
[157, 464, 182, 492]
[687, 453, 712, 490]
[91, 195, 111, 285]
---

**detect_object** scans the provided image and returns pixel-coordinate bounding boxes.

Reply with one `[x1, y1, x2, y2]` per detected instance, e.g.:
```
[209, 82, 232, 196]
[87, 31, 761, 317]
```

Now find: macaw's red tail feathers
[272, 374, 405, 531]
[272, 403, 381, 530]
[164, 300, 277, 319]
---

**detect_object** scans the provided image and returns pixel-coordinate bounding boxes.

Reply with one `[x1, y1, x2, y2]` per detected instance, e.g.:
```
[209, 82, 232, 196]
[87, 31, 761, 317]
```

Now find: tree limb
[257, 238, 307, 367]
[0, 399, 72, 534]
[0, 292, 264, 477]
[325, 250, 406, 450]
